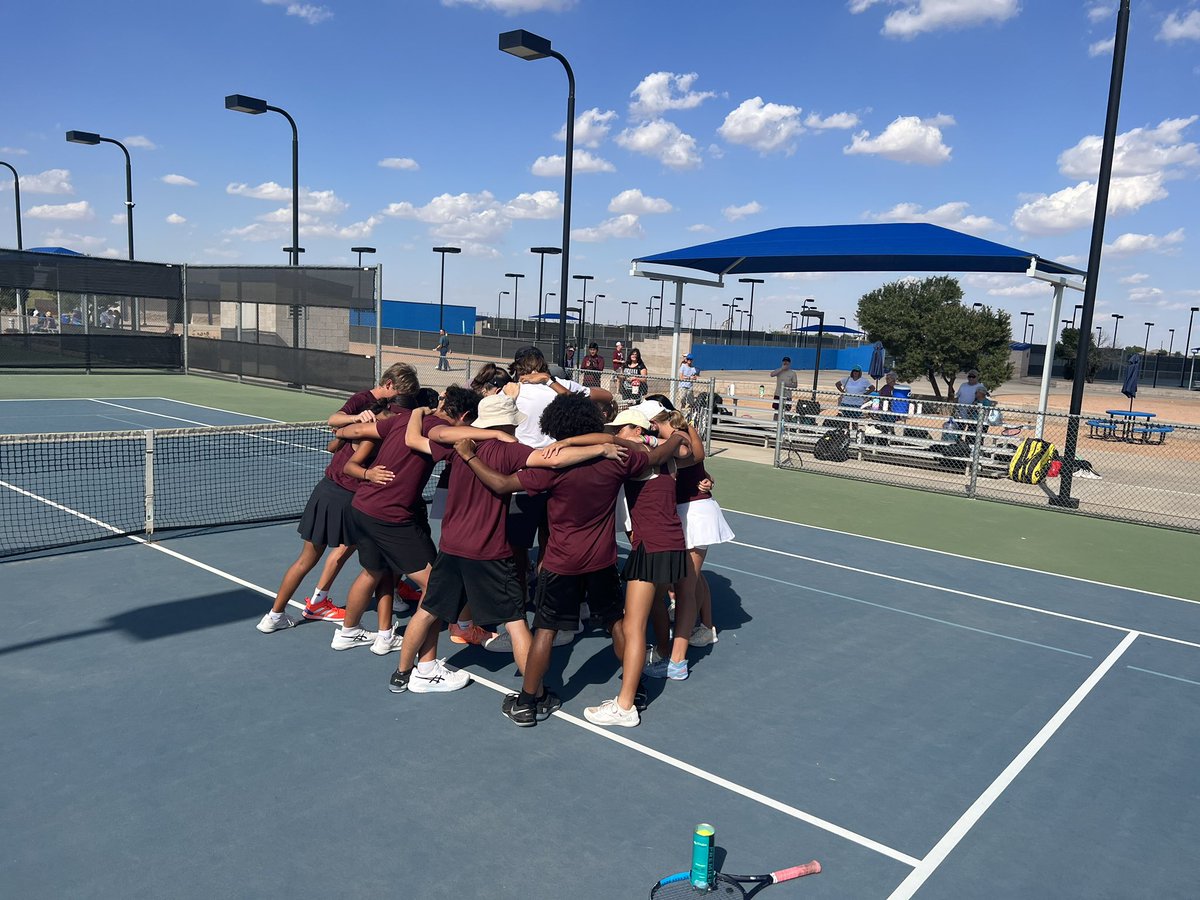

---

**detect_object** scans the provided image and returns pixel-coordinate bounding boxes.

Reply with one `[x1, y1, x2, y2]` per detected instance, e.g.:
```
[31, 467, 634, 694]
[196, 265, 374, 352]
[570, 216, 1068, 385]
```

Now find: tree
[1055, 326, 1102, 382]
[855, 276, 1014, 398]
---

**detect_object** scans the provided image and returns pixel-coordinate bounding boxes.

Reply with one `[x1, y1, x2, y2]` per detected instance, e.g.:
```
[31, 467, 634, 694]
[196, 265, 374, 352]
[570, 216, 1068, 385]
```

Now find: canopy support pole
[1035, 283, 1065, 440]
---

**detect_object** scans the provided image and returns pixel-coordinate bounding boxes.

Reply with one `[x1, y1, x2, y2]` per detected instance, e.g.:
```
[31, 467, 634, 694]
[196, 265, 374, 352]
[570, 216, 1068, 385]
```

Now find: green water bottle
[691, 823, 715, 890]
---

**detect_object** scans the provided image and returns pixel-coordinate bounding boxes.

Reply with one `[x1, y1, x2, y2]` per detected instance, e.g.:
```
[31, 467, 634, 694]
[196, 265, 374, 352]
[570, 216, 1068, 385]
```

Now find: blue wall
[351, 300, 477, 335]
[688, 343, 874, 373]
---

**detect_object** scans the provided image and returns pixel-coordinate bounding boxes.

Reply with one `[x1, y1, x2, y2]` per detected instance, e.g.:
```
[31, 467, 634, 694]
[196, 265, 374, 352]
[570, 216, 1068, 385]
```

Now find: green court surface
[3, 372, 1195, 601]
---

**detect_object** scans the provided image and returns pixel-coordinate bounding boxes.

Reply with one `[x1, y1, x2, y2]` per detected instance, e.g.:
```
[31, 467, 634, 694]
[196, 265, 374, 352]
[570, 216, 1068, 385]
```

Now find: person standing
[436, 329, 451, 371]
[580, 341, 605, 388]
[835, 366, 873, 418]
[769, 356, 798, 415]
[677, 353, 698, 407]
[612, 341, 626, 371]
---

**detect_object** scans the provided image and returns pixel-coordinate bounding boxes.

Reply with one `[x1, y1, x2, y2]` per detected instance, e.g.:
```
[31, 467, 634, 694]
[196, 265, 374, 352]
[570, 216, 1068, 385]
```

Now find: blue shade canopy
[794, 323, 862, 334]
[634, 224, 1085, 278]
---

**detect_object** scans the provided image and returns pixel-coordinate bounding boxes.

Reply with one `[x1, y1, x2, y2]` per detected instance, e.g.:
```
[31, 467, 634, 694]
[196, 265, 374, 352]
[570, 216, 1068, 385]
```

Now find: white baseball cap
[606, 408, 650, 430]
[472, 394, 527, 429]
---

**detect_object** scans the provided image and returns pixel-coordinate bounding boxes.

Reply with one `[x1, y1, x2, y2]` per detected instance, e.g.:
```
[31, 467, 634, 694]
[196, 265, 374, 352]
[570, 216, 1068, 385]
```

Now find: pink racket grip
[772, 861, 822, 883]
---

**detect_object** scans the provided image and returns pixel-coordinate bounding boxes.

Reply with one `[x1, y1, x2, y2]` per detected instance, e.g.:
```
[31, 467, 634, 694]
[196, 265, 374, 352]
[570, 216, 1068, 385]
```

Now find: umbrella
[1121, 352, 1141, 411]
[868, 341, 886, 386]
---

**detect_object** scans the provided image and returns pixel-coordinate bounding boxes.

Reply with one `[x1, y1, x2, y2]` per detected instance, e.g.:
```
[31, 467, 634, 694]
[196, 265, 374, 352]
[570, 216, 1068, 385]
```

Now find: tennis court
[2, 387, 1198, 899]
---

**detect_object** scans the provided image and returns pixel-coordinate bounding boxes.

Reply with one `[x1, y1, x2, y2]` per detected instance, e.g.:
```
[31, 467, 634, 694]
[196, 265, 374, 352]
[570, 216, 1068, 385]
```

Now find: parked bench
[1086, 419, 1120, 438]
[1130, 424, 1173, 444]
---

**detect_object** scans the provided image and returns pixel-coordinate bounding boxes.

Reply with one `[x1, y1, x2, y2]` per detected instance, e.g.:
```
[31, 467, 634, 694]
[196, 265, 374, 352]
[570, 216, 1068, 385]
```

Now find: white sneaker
[584, 697, 639, 728]
[330, 627, 377, 650]
[646, 645, 664, 666]
[256, 612, 296, 634]
[482, 629, 513, 653]
[577, 601, 591, 632]
[393, 599, 411, 614]
[688, 625, 718, 647]
[553, 629, 575, 647]
[370, 630, 404, 656]
[409, 659, 470, 693]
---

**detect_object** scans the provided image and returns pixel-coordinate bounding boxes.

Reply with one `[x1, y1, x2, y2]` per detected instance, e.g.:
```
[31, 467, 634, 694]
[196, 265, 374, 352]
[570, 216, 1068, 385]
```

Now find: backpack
[813, 427, 851, 462]
[794, 399, 820, 426]
[1008, 438, 1057, 484]
[937, 440, 973, 470]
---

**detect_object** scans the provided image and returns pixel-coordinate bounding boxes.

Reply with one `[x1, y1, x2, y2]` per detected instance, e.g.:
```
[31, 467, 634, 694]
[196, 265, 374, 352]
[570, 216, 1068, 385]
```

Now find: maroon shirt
[625, 470, 686, 553]
[341, 388, 376, 417]
[440, 439, 534, 560]
[326, 440, 360, 492]
[350, 411, 435, 523]
[674, 462, 712, 504]
[518, 452, 649, 575]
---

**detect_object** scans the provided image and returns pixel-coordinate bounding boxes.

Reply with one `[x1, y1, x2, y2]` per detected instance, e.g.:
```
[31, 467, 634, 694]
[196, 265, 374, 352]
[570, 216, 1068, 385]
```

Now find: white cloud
[572, 214, 644, 243]
[1087, 4, 1113, 25]
[166, 213, 187, 225]
[963, 273, 1050, 297]
[851, 0, 1020, 39]
[1103, 228, 1186, 255]
[381, 189, 560, 251]
[37, 228, 107, 252]
[6, 168, 74, 195]
[1159, 10, 1200, 42]
[0, 146, 27, 155]
[629, 72, 716, 119]
[123, 135, 157, 150]
[378, 157, 420, 171]
[1129, 286, 1164, 302]
[722, 201, 763, 222]
[161, 173, 197, 187]
[687, 223, 714, 233]
[844, 114, 953, 164]
[555, 108, 618, 147]
[302, 215, 385, 241]
[718, 97, 805, 155]
[1088, 37, 1115, 57]
[1058, 116, 1200, 179]
[110, 213, 127, 226]
[615, 119, 702, 169]
[27, 200, 93, 221]
[1012, 174, 1169, 234]
[1119, 272, 1150, 284]
[608, 188, 672, 215]
[864, 200, 1001, 234]
[262, 0, 333, 25]
[226, 181, 349, 215]
[804, 111, 860, 130]
[441, 0, 576, 12]
[530, 150, 616, 177]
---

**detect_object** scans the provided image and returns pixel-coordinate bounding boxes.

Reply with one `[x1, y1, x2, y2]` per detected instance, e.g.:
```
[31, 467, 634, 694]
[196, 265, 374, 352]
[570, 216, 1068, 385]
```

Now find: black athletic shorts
[350, 508, 436, 576]
[421, 553, 525, 628]
[506, 491, 548, 550]
[532, 566, 622, 632]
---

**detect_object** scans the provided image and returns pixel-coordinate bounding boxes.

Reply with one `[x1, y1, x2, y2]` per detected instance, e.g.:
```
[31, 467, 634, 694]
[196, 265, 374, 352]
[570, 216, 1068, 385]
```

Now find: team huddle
[256, 347, 734, 728]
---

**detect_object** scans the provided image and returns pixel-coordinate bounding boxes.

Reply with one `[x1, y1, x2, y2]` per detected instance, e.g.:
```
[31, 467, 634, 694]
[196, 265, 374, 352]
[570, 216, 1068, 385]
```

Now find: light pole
[1142, 321, 1153, 354]
[504, 272, 525, 331]
[66, 131, 134, 260]
[500, 29, 576, 368]
[1182, 307, 1199, 387]
[1020, 310, 1034, 343]
[224, 96, 298, 265]
[496, 291, 509, 331]
[1072, 304, 1084, 327]
[721, 300, 737, 345]
[572, 274, 593, 362]
[738, 277, 764, 345]
[972, 302, 983, 309]
[733, 298, 745, 343]
[0, 160, 22, 250]
[431, 246, 461, 331]
[530, 246, 561, 343]
[591, 294, 605, 346]
[1096, 326, 1103, 347]
[691, 307, 700, 331]
[839, 316, 847, 328]
[647, 302, 657, 328]
[543, 292, 556, 339]
[655, 279, 667, 330]
[1111, 313, 1124, 349]
[786, 309, 797, 335]
[351, 246, 376, 267]
[622, 300, 638, 344]
[800, 307, 826, 397]
[1168, 328, 1175, 356]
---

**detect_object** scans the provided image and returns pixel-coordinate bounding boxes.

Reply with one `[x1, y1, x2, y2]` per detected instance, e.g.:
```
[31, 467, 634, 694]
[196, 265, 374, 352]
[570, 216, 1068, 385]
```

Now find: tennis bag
[1008, 438, 1057, 484]
[813, 427, 851, 462]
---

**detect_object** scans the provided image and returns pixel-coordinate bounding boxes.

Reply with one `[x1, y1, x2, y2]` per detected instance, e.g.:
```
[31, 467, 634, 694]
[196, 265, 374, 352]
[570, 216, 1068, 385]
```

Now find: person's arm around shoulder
[344, 440, 394, 484]
[335, 421, 383, 441]
[455, 439, 522, 494]
[405, 407, 432, 454]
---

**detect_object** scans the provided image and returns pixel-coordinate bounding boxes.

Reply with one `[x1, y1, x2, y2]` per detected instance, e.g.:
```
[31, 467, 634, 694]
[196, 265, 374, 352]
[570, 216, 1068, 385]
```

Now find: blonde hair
[380, 363, 419, 399]
[652, 409, 688, 432]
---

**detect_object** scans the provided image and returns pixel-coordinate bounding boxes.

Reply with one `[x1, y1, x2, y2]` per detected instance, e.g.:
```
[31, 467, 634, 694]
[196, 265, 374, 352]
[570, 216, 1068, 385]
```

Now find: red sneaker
[397, 582, 423, 603]
[448, 623, 494, 645]
[303, 598, 346, 621]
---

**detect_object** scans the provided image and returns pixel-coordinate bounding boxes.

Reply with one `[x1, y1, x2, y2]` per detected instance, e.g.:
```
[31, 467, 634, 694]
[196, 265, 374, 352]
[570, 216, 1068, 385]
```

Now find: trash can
[891, 387, 911, 415]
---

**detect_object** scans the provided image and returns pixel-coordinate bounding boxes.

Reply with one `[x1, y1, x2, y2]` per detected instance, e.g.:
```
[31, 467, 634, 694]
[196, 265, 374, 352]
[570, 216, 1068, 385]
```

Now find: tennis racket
[650, 861, 821, 898]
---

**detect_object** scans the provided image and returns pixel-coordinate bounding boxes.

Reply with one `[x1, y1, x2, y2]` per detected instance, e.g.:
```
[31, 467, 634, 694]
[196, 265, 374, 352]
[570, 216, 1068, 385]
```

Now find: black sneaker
[535, 690, 562, 719]
[503, 694, 538, 727]
[388, 669, 410, 693]
[634, 680, 648, 712]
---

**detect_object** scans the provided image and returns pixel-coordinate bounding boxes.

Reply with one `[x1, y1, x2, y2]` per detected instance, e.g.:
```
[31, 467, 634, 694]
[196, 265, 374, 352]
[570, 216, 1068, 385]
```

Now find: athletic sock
[310, 590, 328, 606]
[518, 689, 537, 707]
[457, 619, 473, 630]
[268, 611, 284, 622]
[416, 659, 436, 676]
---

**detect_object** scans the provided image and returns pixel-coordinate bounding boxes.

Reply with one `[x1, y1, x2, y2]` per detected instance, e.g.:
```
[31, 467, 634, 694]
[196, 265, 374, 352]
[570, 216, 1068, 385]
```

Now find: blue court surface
[3, 441, 1199, 900]
[0, 396, 279, 434]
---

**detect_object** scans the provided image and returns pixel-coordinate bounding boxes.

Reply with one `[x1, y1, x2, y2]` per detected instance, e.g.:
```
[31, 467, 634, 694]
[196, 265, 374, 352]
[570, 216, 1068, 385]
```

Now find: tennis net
[0, 421, 338, 557]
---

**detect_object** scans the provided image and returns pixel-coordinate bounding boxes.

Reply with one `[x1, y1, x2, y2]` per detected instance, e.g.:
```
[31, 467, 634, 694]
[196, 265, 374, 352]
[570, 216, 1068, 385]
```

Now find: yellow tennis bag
[1008, 438, 1056, 485]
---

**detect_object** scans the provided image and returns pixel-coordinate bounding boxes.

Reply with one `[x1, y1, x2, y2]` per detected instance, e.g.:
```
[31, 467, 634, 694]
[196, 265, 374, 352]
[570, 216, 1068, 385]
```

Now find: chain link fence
[762, 388, 1200, 531]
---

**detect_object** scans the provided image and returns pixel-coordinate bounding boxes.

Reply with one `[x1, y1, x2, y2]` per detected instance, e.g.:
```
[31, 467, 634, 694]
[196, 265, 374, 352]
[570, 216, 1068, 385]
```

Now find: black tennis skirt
[622, 545, 687, 585]
[297, 477, 355, 547]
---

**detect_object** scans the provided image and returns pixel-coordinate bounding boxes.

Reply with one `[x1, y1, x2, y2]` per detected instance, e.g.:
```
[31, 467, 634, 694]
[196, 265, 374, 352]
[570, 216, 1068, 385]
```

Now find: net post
[773, 385, 788, 467]
[965, 407, 986, 498]
[704, 378, 713, 456]
[373, 264, 383, 385]
[82, 291, 92, 375]
[144, 429, 155, 537]
[181, 264, 189, 375]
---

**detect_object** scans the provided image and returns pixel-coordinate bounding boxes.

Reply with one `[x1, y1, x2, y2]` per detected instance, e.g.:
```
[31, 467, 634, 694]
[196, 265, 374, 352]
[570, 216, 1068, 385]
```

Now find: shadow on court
[0, 588, 276, 658]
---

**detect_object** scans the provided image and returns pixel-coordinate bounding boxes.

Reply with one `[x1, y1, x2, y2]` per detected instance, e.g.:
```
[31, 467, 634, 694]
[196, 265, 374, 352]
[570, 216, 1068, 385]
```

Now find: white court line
[887, 632, 1140, 900]
[720, 507, 1197, 606]
[91, 399, 229, 428]
[723, 539, 1200, 652]
[0, 485, 918, 868]
[146, 397, 282, 424]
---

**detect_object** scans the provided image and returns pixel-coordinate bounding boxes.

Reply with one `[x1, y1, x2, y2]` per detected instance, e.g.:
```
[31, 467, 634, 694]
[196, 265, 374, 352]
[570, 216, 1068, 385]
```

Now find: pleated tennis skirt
[297, 477, 356, 547]
[677, 497, 735, 550]
[622, 545, 687, 585]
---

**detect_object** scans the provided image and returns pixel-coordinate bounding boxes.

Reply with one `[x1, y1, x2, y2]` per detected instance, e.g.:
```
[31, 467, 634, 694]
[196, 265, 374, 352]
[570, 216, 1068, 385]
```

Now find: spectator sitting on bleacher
[835, 366, 873, 418]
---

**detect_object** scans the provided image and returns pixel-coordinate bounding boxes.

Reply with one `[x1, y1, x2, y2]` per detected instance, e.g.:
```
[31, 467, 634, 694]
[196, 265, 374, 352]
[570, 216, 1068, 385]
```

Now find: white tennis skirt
[677, 497, 734, 550]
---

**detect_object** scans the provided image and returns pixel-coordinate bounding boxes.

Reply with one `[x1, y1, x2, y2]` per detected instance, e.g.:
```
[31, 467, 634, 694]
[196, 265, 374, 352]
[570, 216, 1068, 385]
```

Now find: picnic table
[1090, 410, 1173, 444]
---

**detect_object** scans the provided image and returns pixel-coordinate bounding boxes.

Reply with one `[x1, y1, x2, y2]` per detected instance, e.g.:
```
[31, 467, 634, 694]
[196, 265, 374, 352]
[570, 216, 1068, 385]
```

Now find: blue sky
[2, 0, 1199, 348]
